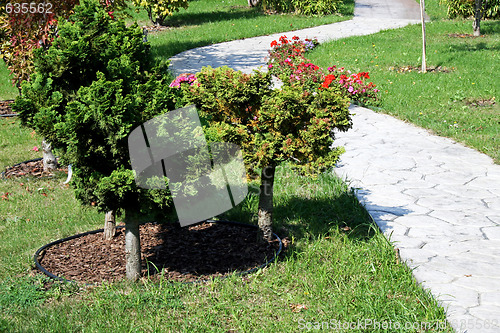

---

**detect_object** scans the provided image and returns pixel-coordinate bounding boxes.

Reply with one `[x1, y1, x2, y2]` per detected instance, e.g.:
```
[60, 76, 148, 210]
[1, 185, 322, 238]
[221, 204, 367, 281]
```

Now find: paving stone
[482, 227, 500, 241]
[388, 236, 426, 249]
[454, 276, 500, 293]
[429, 210, 496, 227]
[424, 283, 479, 307]
[468, 305, 500, 328]
[398, 248, 437, 265]
[424, 171, 478, 186]
[484, 197, 500, 210]
[393, 215, 450, 228]
[416, 196, 487, 211]
[412, 266, 456, 284]
[435, 184, 497, 199]
[468, 176, 500, 190]
[481, 292, 500, 306]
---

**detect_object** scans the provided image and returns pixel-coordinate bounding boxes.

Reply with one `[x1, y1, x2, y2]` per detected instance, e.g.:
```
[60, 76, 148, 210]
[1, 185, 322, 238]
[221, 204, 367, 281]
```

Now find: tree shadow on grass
[482, 20, 500, 35]
[164, 7, 263, 28]
[221, 182, 378, 254]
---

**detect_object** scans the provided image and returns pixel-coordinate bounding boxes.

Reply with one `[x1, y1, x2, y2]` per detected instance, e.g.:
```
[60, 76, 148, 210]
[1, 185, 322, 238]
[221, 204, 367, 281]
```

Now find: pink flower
[348, 86, 354, 93]
[268, 64, 273, 69]
[32, 146, 39, 152]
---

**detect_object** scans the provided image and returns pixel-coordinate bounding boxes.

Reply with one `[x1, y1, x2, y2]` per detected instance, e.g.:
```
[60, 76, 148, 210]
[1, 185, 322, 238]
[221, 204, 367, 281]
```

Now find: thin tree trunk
[42, 139, 57, 172]
[103, 210, 116, 240]
[258, 164, 276, 242]
[248, 0, 260, 7]
[125, 215, 141, 281]
[473, 0, 483, 36]
[420, 0, 427, 73]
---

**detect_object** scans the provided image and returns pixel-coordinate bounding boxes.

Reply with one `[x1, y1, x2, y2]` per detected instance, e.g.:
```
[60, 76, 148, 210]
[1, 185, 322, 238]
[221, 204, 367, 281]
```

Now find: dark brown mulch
[464, 97, 496, 107]
[2, 158, 67, 178]
[448, 33, 485, 38]
[388, 65, 455, 73]
[37, 221, 282, 284]
[0, 100, 15, 116]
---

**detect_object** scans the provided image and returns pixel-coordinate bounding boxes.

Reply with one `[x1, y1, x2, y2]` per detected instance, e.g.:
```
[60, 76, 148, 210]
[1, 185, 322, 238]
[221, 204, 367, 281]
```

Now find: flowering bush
[268, 36, 380, 106]
[169, 73, 197, 88]
[324, 66, 380, 106]
[268, 35, 318, 81]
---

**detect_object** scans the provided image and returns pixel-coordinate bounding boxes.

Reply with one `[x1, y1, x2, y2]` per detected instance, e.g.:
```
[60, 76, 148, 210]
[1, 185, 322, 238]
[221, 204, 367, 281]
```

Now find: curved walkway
[169, 2, 500, 332]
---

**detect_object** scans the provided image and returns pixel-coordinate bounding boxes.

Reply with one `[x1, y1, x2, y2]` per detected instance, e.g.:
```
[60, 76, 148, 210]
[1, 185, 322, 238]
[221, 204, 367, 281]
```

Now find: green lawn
[307, 2, 499, 163]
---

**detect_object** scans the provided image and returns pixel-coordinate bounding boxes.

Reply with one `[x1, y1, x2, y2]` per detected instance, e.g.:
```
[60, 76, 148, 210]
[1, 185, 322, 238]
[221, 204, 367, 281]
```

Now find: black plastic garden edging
[0, 113, 18, 117]
[34, 220, 283, 285]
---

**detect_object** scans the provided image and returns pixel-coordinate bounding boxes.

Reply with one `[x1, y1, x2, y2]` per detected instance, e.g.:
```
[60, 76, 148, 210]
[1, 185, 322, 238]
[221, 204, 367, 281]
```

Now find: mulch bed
[37, 221, 283, 284]
[2, 158, 67, 179]
[0, 100, 15, 116]
[448, 33, 485, 38]
[464, 97, 496, 108]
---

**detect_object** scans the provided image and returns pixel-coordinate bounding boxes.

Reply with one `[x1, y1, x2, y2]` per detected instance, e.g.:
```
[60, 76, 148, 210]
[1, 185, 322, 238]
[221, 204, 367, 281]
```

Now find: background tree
[13, 0, 178, 280]
[441, 0, 500, 35]
[132, 0, 189, 26]
[1, 0, 127, 174]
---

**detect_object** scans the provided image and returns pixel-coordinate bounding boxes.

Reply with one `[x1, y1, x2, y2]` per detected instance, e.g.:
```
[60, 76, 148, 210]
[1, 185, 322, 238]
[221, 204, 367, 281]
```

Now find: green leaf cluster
[132, 0, 189, 26]
[260, 0, 344, 15]
[440, 0, 500, 19]
[12, 0, 179, 217]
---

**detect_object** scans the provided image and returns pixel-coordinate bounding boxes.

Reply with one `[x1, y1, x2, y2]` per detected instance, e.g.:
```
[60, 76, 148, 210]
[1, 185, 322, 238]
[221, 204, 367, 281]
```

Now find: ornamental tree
[13, 0, 178, 281]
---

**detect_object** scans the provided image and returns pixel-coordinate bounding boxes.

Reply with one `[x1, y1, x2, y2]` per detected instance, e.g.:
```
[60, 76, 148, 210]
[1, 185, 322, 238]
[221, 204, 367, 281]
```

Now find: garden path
[168, 2, 500, 332]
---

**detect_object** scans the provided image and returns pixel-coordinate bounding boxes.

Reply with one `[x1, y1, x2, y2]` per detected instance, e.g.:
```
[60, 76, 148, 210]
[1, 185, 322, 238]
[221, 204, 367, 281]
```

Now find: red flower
[292, 36, 300, 40]
[270, 40, 278, 47]
[321, 74, 336, 88]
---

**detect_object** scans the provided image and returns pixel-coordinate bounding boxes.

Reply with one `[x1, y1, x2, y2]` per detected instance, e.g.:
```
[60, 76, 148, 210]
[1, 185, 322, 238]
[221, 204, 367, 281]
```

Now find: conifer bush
[12, 0, 179, 280]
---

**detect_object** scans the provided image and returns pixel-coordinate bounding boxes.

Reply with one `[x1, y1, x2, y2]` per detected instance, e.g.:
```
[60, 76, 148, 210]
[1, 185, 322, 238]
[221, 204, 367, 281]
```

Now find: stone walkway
[168, 1, 500, 332]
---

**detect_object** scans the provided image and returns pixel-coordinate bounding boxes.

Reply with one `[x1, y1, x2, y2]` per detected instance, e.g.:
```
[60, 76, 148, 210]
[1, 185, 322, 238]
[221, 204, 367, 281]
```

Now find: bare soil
[37, 221, 282, 284]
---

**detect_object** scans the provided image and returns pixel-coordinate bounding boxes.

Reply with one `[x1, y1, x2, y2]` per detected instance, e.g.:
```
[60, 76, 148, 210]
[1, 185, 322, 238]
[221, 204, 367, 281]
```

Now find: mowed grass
[307, 5, 499, 163]
[0, 61, 18, 100]
[0, 117, 451, 332]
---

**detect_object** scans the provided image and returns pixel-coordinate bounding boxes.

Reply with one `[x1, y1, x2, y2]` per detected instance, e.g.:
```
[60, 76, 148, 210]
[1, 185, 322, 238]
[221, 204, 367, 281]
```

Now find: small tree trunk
[248, 0, 260, 7]
[258, 164, 276, 242]
[42, 139, 57, 172]
[420, 0, 427, 73]
[473, 0, 483, 36]
[125, 216, 141, 281]
[103, 210, 116, 240]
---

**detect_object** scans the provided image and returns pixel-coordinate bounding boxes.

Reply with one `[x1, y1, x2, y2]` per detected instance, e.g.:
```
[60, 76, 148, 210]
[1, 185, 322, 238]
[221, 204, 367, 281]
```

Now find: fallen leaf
[290, 304, 308, 313]
[1, 193, 9, 200]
